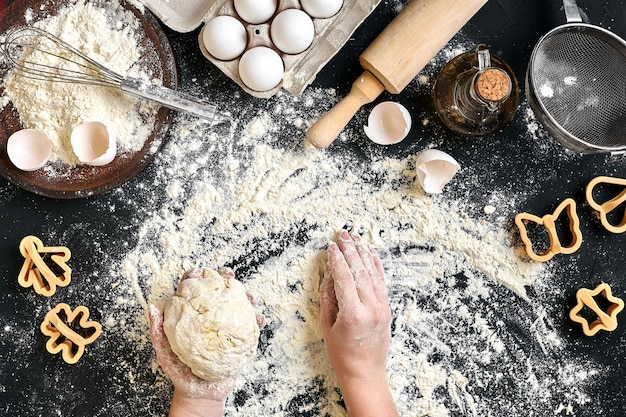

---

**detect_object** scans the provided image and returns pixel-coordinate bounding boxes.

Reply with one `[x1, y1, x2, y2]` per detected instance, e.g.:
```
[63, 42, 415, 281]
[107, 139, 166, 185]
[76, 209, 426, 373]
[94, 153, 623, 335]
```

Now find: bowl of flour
[0, 0, 177, 198]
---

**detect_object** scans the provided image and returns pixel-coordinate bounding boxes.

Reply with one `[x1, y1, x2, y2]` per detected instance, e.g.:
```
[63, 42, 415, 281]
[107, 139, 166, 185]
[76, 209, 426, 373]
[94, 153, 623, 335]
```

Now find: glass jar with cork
[433, 44, 519, 136]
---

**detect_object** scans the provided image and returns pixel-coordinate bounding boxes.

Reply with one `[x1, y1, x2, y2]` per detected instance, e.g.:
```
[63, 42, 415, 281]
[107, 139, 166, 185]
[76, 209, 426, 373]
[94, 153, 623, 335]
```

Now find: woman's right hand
[319, 230, 399, 417]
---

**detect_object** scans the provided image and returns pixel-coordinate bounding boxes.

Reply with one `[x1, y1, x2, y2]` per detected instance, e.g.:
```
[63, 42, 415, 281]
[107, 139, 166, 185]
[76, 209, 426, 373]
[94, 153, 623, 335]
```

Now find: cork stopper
[475, 68, 511, 102]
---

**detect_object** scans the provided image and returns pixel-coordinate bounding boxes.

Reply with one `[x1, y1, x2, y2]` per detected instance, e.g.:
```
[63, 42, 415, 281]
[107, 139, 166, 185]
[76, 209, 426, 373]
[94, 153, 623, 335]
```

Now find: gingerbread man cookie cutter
[40, 303, 102, 364]
[586, 176, 626, 234]
[515, 198, 583, 262]
[569, 283, 624, 336]
[18, 235, 72, 297]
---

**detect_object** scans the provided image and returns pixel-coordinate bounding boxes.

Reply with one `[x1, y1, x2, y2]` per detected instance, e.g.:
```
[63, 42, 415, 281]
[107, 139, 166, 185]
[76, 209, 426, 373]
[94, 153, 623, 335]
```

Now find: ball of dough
[163, 268, 260, 381]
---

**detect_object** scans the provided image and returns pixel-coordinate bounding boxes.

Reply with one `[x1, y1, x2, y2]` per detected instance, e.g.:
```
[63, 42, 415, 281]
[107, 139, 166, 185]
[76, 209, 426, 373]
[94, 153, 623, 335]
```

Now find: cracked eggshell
[414, 149, 460, 194]
[364, 101, 411, 145]
[70, 122, 117, 166]
[6, 129, 52, 171]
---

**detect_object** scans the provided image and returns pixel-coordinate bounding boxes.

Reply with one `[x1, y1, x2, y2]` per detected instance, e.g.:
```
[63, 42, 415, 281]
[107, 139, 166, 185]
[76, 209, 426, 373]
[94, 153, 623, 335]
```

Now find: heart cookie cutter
[515, 198, 583, 262]
[18, 235, 71, 297]
[586, 176, 626, 234]
[40, 303, 102, 364]
[569, 283, 624, 336]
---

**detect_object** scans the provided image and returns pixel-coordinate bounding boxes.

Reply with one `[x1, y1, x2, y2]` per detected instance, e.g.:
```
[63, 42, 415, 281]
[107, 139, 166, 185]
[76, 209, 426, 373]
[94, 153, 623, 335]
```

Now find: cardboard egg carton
[143, 0, 382, 98]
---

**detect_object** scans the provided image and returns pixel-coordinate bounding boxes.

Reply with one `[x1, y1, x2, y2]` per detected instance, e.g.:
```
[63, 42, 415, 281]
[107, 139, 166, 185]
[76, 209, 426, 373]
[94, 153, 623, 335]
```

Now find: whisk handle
[121, 77, 217, 121]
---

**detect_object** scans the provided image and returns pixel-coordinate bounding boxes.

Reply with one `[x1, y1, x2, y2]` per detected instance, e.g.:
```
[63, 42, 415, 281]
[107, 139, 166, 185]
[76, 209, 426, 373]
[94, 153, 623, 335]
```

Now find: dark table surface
[1, 0, 626, 416]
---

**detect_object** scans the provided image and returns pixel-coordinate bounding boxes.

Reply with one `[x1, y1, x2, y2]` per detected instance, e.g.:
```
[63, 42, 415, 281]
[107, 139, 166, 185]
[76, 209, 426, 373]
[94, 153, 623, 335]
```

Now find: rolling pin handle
[305, 71, 385, 149]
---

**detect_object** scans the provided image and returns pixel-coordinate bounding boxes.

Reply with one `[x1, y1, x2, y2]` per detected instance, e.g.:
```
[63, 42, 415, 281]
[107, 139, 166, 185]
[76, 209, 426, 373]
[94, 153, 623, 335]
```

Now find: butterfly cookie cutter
[569, 283, 624, 336]
[586, 176, 626, 234]
[18, 235, 72, 297]
[515, 198, 583, 262]
[40, 303, 102, 364]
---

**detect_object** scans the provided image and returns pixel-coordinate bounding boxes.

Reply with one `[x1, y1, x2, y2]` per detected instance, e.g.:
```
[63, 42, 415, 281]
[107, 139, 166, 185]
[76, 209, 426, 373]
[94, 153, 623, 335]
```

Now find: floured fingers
[337, 230, 376, 303]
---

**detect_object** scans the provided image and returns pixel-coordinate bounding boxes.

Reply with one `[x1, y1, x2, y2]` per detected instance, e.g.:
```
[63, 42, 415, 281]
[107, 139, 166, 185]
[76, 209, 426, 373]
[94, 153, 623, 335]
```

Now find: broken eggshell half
[364, 101, 412, 145]
[415, 149, 461, 194]
[6, 129, 52, 171]
[70, 122, 117, 166]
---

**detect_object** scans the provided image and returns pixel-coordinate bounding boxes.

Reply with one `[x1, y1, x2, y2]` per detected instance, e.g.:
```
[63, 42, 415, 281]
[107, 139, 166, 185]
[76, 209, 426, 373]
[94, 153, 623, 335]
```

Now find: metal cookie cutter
[586, 176, 626, 234]
[18, 235, 72, 297]
[569, 283, 624, 336]
[515, 198, 583, 262]
[40, 303, 102, 364]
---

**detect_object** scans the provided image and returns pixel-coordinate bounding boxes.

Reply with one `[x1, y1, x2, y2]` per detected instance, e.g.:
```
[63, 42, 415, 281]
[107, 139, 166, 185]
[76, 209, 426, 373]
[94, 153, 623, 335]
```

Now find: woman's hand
[149, 304, 234, 417]
[319, 230, 399, 417]
[149, 267, 262, 417]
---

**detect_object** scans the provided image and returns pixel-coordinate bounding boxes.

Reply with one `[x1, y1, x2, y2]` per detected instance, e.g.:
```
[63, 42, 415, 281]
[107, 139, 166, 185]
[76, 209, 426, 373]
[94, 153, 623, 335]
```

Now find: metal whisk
[1, 26, 219, 121]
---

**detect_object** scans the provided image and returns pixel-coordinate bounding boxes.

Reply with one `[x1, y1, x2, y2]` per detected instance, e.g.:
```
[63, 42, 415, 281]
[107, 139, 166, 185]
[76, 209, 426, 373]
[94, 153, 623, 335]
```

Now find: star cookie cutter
[515, 198, 583, 262]
[18, 235, 72, 297]
[586, 176, 626, 234]
[40, 303, 102, 364]
[569, 283, 624, 336]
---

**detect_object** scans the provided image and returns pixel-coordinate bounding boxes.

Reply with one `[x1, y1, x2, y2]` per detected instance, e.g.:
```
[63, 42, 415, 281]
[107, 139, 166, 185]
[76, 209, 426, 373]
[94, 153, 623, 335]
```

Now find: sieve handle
[562, 0, 582, 23]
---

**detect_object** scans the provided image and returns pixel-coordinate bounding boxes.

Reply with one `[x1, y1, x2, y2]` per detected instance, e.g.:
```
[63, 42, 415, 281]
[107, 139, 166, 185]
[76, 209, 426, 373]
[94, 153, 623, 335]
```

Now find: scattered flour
[540, 83, 555, 98]
[103, 101, 600, 416]
[564, 76, 577, 86]
[576, 95, 600, 111]
[0, 1, 606, 416]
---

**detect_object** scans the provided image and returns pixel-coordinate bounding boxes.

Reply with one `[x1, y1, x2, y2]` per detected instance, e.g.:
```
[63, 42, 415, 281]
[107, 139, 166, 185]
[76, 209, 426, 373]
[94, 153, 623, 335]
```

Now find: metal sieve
[526, 0, 626, 154]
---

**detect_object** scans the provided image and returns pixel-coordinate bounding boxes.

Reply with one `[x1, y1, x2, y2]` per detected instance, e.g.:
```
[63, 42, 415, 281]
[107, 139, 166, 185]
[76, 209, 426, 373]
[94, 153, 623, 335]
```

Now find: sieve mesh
[528, 26, 626, 150]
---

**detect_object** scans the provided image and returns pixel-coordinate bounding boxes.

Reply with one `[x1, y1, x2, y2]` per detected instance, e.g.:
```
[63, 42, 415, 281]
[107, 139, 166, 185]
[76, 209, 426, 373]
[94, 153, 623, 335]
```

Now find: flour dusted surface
[0, 2, 613, 415]
[106, 89, 600, 416]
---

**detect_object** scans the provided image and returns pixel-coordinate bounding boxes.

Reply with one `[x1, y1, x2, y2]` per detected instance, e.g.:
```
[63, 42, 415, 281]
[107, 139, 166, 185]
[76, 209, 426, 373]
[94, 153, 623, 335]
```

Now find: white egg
[70, 121, 117, 166]
[300, 0, 344, 18]
[234, 0, 277, 24]
[414, 149, 461, 194]
[6, 129, 52, 171]
[364, 101, 412, 145]
[202, 16, 248, 61]
[271, 9, 315, 55]
[238, 46, 284, 92]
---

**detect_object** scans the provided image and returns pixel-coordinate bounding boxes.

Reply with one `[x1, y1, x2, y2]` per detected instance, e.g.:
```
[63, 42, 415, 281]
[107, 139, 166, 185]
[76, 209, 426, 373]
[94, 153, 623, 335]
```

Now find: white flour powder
[102, 90, 599, 416]
[1, 0, 156, 165]
[0, 2, 605, 416]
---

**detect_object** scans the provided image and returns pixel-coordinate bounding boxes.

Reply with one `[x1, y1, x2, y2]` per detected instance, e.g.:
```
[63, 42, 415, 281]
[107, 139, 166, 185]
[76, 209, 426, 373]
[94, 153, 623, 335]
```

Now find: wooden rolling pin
[305, 0, 488, 149]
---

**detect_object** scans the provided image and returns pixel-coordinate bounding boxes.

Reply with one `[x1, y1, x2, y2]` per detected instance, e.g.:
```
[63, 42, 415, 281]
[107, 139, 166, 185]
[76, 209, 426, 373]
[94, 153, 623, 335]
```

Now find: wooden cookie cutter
[514, 198, 583, 262]
[569, 283, 624, 336]
[18, 235, 72, 297]
[40, 303, 102, 364]
[586, 176, 626, 234]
